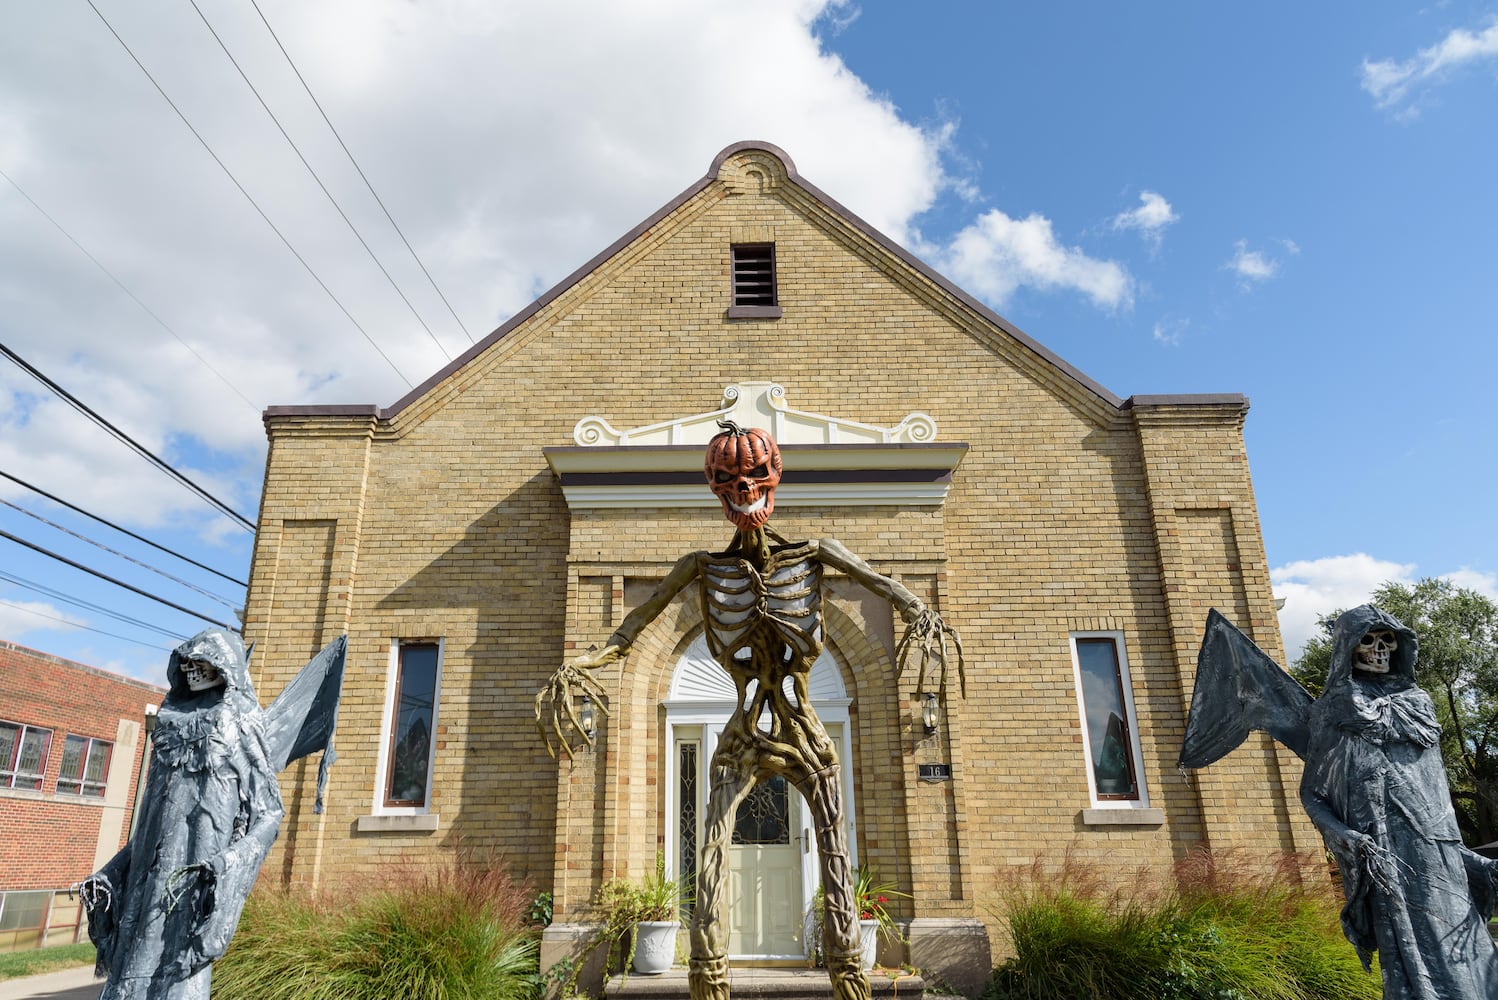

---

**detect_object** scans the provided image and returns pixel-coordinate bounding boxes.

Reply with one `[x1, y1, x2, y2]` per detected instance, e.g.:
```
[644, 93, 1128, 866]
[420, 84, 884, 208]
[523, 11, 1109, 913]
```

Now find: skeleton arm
[535, 551, 703, 758]
[816, 538, 965, 699]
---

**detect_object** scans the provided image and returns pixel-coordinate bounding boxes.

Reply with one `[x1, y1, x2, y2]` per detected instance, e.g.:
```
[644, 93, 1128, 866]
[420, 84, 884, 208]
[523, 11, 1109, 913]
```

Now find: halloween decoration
[1179, 607, 1498, 1000]
[80, 630, 347, 1000]
[537, 421, 962, 1000]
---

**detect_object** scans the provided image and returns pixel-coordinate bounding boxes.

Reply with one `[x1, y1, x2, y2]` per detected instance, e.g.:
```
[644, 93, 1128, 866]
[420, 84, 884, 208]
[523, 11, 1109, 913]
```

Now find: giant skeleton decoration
[79, 629, 346, 1000]
[1180, 607, 1498, 1000]
[537, 421, 962, 1000]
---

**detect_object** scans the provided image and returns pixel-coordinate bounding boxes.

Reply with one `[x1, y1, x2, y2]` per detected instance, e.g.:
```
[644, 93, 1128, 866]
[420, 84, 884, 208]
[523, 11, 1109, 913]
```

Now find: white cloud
[934, 209, 1134, 311]
[1226, 238, 1297, 287]
[1111, 191, 1178, 250]
[1270, 554, 1498, 662]
[0, 596, 87, 639]
[0, 0, 1140, 547]
[1362, 18, 1498, 113]
[1152, 317, 1189, 347]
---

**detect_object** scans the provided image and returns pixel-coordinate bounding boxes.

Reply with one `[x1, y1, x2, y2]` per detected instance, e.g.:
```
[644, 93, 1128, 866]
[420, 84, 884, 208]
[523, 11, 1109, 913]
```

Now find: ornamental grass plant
[213, 852, 539, 1000]
[984, 850, 1380, 1000]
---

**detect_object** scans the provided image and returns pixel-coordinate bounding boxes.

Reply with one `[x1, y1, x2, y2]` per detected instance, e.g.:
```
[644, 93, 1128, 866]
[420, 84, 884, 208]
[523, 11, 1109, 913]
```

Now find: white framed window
[0, 721, 52, 792]
[1068, 632, 1148, 808]
[373, 639, 444, 813]
[56, 735, 112, 797]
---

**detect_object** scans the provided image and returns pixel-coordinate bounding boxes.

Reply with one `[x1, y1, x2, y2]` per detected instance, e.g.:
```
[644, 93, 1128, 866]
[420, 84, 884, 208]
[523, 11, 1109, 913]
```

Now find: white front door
[727, 774, 804, 957]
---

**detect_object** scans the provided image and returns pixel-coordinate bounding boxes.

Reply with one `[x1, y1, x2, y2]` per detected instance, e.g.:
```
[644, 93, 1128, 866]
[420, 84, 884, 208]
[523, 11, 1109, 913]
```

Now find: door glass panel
[679, 741, 698, 915]
[732, 775, 790, 845]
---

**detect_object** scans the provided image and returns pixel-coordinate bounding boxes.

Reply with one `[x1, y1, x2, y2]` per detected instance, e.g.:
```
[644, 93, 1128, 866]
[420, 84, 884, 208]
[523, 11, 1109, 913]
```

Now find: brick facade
[243, 143, 1317, 992]
[0, 640, 164, 948]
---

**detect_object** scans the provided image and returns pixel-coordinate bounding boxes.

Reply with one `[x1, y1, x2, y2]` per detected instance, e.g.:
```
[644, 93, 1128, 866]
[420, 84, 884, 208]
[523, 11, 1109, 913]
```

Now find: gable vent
[731, 243, 777, 306]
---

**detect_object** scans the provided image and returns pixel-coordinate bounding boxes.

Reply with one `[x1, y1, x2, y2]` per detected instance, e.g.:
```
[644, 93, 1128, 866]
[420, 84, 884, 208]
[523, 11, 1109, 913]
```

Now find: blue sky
[1, 1, 1494, 683]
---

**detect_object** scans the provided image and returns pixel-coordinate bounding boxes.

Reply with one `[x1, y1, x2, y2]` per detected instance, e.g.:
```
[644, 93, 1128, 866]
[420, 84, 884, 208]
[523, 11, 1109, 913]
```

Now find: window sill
[1081, 807, 1165, 827]
[726, 305, 782, 320]
[356, 813, 440, 833]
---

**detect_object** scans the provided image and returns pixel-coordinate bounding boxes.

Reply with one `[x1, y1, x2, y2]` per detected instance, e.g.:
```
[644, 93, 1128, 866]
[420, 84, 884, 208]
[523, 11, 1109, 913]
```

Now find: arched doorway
[663, 633, 856, 963]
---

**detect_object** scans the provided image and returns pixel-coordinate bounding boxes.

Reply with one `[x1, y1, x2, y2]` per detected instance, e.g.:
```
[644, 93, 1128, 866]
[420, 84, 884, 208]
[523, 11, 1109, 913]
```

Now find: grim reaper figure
[1180, 606, 1498, 1000]
[537, 421, 962, 1000]
[80, 629, 346, 1000]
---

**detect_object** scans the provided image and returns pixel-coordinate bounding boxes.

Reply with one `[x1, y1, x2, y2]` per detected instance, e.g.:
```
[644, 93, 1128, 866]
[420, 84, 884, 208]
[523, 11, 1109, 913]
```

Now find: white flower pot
[859, 919, 880, 970]
[633, 920, 678, 974]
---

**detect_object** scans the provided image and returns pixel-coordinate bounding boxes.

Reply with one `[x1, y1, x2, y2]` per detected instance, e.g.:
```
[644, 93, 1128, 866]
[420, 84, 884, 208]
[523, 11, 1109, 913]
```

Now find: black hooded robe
[86, 629, 284, 1000]
[1300, 605, 1498, 1000]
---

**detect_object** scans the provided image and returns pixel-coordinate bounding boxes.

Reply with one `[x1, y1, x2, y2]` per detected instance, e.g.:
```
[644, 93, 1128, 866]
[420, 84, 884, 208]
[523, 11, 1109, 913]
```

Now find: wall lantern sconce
[921, 692, 940, 737]
[578, 695, 598, 743]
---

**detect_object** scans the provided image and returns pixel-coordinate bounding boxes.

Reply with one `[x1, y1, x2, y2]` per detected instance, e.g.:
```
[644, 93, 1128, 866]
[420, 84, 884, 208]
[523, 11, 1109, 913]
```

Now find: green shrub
[214, 853, 539, 1000]
[983, 851, 1380, 1000]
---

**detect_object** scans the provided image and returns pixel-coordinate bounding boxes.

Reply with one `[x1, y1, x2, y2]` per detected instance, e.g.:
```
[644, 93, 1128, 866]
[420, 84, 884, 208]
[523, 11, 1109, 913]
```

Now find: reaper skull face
[1354, 629, 1398, 674]
[182, 657, 226, 691]
[704, 421, 782, 531]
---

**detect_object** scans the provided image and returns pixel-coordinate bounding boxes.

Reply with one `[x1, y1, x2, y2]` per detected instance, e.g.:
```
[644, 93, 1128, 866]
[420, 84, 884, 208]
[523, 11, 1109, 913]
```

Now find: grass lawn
[0, 942, 95, 982]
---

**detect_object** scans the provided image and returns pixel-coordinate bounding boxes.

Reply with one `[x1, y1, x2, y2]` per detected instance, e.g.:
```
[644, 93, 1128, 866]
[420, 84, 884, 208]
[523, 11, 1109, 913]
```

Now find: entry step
[606, 968, 928, 1000]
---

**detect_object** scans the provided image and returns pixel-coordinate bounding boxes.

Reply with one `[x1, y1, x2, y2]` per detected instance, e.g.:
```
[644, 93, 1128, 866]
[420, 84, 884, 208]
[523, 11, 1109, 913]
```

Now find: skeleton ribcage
[698, 545, 823, 668]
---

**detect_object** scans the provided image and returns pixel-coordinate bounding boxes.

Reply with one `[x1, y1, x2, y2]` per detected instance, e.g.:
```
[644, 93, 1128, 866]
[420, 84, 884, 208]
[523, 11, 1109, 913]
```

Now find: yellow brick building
[244, 142, 1316, 994]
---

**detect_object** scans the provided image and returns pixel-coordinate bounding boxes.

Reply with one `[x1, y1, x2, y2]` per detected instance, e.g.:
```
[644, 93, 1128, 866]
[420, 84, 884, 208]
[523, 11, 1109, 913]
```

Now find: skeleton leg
[689, 756, 758, 1000]
[796, 763, 871, 1000]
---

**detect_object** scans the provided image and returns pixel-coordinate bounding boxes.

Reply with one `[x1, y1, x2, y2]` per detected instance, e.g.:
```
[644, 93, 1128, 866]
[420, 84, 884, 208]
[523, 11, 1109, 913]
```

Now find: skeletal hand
[535, 645, 619, 759]
[78, 875, 112, 913]
[895, 607, 965, 700]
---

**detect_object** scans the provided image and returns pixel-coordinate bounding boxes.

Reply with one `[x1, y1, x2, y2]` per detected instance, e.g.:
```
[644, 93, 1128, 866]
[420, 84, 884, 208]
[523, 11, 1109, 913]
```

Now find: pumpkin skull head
[705, 420, 782, 531]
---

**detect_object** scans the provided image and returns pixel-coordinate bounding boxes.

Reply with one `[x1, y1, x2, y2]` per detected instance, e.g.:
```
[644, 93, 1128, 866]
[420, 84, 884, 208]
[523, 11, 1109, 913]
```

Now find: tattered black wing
[261, 636, 347, 811]
[1178, 609, 1312, 768]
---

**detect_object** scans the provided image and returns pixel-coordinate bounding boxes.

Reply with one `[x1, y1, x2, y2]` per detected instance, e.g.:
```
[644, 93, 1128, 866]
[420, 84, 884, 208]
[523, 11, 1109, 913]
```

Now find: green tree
[1291, 578, 1498, 845]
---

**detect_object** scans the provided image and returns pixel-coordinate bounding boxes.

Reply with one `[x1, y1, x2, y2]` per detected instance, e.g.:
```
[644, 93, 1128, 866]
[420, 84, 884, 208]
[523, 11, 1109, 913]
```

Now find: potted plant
[807, 866, 909, 971]
[595, 854, 692, 975]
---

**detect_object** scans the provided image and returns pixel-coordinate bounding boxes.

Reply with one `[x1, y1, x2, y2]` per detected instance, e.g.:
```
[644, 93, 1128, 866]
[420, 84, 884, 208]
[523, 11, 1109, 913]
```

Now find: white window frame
[0, 721, 53, 792]
[371, 638, 445, 816]
[1068, 631, 1150, 810]
[56, 734, 113, 798]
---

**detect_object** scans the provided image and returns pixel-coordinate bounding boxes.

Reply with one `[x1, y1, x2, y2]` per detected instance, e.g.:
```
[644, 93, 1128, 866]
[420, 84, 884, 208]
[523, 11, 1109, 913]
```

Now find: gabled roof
[265, 141, 1243, 424]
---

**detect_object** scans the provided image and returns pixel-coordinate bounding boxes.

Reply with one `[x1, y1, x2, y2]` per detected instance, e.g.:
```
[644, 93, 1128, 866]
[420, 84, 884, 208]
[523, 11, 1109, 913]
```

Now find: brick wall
[243, 145, 1311, 939]
[0, 641, 165, 891]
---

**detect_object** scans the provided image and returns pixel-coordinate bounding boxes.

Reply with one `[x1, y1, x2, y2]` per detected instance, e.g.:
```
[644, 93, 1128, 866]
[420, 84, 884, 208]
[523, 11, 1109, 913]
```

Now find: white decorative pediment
[544, 381, 967, 511]
[574, 382, 936, 446]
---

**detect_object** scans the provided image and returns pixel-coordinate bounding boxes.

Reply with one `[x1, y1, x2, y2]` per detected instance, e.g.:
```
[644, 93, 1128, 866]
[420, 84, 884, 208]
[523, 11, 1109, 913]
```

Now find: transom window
[385, 642, 440, 808]
[57, 735, 112, 797]
[1070, 634, 1146, 804]
[0, 721, 52, 792]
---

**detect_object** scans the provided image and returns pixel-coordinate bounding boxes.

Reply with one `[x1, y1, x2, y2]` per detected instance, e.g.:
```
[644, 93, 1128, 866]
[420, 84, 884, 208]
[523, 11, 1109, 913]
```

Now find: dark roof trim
[266, 141, 1132, 422]
[1124, 393, 1249, 409]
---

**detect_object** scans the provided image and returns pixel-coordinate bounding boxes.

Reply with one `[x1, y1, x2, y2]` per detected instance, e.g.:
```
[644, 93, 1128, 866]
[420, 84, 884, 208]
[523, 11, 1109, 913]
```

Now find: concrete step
[604, 968, 927, 1000]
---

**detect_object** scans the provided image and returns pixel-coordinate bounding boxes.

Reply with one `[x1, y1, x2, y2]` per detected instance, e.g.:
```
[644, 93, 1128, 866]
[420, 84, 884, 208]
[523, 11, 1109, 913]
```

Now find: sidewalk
[0, 965, 100, 1000]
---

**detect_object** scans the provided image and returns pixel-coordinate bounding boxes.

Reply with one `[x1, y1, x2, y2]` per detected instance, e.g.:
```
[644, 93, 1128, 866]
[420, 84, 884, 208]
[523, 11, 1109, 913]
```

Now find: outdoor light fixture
[578, 695, 597, 743]
[921, 692, 940, 737]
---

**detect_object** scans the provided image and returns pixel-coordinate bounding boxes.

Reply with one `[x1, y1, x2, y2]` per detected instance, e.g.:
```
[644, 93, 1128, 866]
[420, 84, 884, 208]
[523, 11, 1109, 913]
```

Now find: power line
[0, 598, 175, 654]
[0, 164, 258, 415]
[84, 0, 414, 389]
[0, 569, 183, 640]
[0, 470, 247, 587]
[187, 0, 453, 361]
[0, 528, 237, 631]
[0, 341, 256, 531]
[250, 0, 478, 346]
[1, 497, 240, 611]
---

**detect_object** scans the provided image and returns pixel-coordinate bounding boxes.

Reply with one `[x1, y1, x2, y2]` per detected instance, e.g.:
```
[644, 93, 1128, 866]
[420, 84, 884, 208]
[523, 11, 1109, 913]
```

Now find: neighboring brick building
[243, 142, 1317, 994]
[0, 640, 163, 951]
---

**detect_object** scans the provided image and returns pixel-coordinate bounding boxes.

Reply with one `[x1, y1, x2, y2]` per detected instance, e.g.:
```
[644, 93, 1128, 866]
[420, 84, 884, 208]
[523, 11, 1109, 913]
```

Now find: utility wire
[0, 528, 236, 630]
[0, 470, 247, 587]
[2, 497, 240, 611]
[188, 0, 453, 361]
[250, 0, 477, 346]
[0, 598, 175, 653]
[0, 164, 258, 415]
[85, 0, 413, 389]
[0, 342, 256, 532]
[0, 568, 182, 640]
